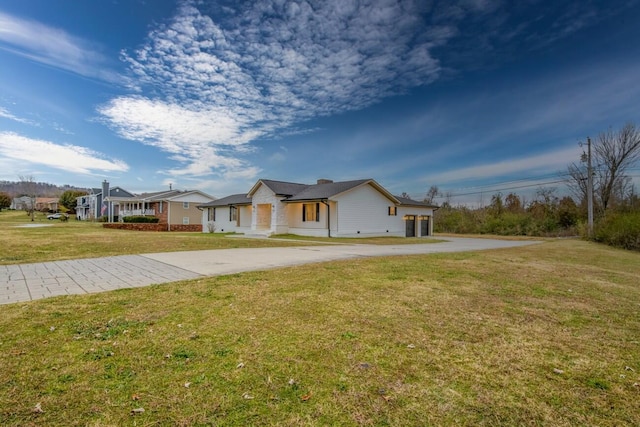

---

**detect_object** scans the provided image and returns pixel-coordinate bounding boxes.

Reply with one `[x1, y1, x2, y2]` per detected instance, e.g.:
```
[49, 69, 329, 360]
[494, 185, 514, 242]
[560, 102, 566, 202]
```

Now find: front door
[405, 216, 416, 237]
[256, 204, 271, 229]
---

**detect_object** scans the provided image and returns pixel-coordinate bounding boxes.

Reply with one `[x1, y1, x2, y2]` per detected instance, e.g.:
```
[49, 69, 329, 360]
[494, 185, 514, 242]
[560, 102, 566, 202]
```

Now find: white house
[200, 193, 252, 233]
[199, 178, 437, 238]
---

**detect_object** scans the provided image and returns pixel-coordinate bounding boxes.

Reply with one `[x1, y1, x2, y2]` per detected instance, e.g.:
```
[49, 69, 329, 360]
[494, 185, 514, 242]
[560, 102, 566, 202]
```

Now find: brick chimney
[317, 179, 333, 184]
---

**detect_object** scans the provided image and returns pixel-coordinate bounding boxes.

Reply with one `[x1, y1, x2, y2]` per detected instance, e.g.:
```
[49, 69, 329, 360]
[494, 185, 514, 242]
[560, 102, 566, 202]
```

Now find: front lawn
[1, 239, 639, 425]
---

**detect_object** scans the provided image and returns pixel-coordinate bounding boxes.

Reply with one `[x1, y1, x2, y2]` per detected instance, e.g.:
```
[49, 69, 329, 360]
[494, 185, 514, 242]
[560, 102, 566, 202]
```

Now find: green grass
[0, 211, 444, 265]
[1, 239, 639, 425]
[0, 210, 315, 264]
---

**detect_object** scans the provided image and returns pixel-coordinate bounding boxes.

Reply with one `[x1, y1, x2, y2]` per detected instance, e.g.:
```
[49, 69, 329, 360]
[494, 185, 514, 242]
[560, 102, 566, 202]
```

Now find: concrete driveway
[0, 237, 539, 305]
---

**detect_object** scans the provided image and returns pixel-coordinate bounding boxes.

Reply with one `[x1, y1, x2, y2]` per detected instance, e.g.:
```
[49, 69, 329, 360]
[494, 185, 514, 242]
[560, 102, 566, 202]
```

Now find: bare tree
[567, 123, 640, 213]
[424, 185, 440, 205]
[18, 175, 37, 221]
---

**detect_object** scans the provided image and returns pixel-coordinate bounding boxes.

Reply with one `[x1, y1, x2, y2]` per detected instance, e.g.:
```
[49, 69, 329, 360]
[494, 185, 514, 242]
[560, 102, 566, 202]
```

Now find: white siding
[201, 206, 235, 233]
[202, 204, 252, 233]
[287, 201, 331, 237]
[332, 184, 401, 237]
[236, 204, 251, 234]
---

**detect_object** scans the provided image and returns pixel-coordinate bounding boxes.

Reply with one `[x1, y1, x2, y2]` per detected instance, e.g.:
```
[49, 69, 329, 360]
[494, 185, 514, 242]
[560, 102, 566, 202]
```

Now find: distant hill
[0, 180, 88, 198]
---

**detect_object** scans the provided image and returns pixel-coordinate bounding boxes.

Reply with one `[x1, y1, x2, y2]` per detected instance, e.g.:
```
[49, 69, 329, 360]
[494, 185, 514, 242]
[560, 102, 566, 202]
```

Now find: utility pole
[586, 137, 594, 236]
[580, 137, 594, 237]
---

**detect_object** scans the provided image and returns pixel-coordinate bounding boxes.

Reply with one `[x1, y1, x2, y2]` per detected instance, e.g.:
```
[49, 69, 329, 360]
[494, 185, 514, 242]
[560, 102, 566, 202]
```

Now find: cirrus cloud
[0, 10, 122, 83]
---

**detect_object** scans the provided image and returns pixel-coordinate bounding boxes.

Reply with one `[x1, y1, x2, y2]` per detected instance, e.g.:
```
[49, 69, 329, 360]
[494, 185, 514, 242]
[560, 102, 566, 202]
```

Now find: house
[200, 193, 253, 233]
[199, 178, 437, 238]
[9, 196, 58, 212]
[80, 180, 213, 230]
[130, 189, 216, 230]
[34, 197, 60, 212]
[10, 196, 32, 210]
[77, 181, 215, 230]
[75, 182, 135, 221]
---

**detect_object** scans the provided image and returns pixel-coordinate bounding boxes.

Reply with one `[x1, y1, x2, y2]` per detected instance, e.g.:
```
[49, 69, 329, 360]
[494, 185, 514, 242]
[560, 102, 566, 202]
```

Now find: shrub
[481, 212, 531, 235]
[123, 216, 160, 223]
[592, 212, 640, 251]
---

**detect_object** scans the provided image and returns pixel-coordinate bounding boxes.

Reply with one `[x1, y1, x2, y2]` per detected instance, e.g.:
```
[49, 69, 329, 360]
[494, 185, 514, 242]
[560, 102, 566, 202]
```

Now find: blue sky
[1, 0, 639, 204]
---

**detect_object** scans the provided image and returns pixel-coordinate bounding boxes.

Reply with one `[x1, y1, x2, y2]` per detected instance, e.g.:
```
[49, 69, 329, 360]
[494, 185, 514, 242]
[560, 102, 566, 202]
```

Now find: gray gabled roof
[284, 179, 371, 201]
[198, 193, 250, 208]
[248, 179, 309, 197]
[138, 190, 183, 201]
[395, 196, 439, 209]
[107, 187, 136, 198]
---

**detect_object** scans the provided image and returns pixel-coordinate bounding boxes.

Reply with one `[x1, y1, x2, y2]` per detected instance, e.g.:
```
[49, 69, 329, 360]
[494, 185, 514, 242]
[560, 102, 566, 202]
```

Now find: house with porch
[129, 189, 215, 230]
[76, 183, 136, 221]
[199, 178, 437, 238]
[78, 181, 215, 230]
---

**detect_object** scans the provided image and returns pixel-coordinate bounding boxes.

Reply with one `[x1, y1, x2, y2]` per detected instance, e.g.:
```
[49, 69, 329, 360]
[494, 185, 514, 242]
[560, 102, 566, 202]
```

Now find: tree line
[430, 122, 640, 251]
[0, 176, 88, 215]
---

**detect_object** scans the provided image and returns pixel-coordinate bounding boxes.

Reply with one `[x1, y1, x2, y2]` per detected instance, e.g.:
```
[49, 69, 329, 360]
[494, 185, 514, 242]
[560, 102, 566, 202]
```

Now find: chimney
[317, 179, 333, 184]
[102, 180, 109, 197]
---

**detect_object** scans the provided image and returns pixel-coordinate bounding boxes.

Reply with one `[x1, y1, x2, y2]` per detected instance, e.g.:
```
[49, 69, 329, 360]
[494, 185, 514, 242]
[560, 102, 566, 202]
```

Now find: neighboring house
[75, 181, 135, 221]
[76, 188, 101, 220]
[131, 189, 216, 230]
[35, 197, 59, 212]
[87, 180, 215, 229]
[10, 196, 32, 210]
[199, 178, 437, 238]
[11, 196, 58, 212]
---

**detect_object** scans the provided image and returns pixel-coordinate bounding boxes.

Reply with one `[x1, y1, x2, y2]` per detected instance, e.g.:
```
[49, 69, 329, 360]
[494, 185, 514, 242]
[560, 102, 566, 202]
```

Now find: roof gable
[138, 190, 182, 201]
[198, 193, 250, 208]
[165, 190, 215, 203]
[248, 179, 309, 197]
[284, 179, 399, 203]
[108, 187, 136, 198]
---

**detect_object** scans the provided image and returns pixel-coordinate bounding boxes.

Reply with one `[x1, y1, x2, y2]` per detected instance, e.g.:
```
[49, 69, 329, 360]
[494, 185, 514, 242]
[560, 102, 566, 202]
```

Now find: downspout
[321, 199, 330, 238]
[167, 201, 171, 231]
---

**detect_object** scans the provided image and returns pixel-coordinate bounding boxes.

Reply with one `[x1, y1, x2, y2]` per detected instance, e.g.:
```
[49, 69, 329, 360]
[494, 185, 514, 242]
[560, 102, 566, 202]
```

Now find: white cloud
[101, 0, 446, 179]
[99, 0, 628, 184]
[0, 131, 129, 174]
[0, 106, 36, 125]
[0, 10, 121, 83]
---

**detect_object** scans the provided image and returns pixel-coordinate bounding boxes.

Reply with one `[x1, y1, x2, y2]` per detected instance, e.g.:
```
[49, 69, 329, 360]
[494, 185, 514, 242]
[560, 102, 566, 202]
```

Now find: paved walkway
[0, 237, 539, 305]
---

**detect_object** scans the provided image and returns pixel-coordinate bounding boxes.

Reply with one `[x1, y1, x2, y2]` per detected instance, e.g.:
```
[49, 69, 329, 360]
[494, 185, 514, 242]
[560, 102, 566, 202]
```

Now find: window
[229, 206, 237, 222]
[388, 206, 397, 216]
[183, 217, 190, 225]
[183, 202, 189, 209]
[302, 203, 319, 222]
[208, 207, 215, 221]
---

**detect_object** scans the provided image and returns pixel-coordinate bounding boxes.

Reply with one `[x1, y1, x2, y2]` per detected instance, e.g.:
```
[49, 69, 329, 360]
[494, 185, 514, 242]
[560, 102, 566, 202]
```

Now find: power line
[435, 179, 568, 199]
[405, 166, 640, 201]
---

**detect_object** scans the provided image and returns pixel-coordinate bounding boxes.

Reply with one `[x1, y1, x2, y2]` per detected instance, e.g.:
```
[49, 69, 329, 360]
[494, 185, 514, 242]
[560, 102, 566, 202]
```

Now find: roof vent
[317, 179, 333, 184]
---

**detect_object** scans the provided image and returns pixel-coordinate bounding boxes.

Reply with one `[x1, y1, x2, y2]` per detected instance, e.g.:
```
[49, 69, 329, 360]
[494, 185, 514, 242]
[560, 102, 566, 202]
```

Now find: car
[47, 213, 66, 220]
